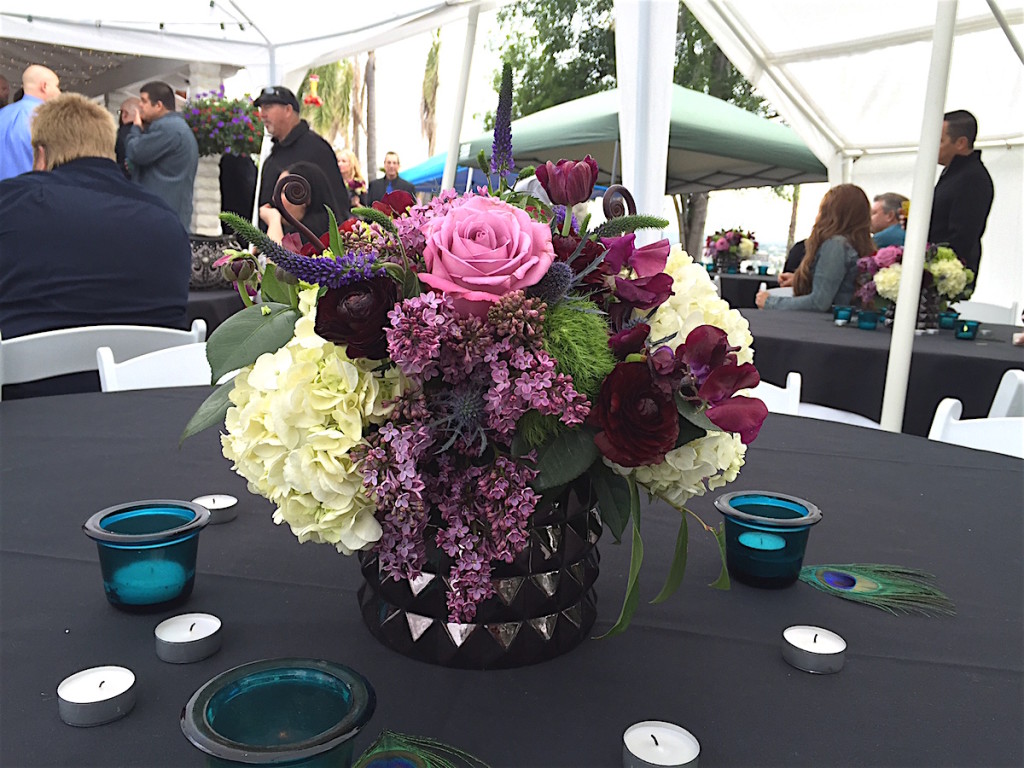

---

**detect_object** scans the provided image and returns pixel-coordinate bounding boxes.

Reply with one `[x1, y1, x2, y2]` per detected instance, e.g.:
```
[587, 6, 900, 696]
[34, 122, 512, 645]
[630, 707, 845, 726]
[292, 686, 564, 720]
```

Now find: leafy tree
[491, 1, 772, 254]
[421, 30, 442, 156]
[297, 62, 354, 147]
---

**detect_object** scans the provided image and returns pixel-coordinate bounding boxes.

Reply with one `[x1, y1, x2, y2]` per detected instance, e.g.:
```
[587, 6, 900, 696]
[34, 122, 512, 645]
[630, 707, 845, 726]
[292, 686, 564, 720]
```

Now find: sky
[227, 9, 830, 249]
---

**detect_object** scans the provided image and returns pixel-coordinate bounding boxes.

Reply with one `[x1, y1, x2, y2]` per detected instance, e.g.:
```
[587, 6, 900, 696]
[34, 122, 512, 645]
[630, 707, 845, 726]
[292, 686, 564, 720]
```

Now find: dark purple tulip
[535, 156, 599, 206]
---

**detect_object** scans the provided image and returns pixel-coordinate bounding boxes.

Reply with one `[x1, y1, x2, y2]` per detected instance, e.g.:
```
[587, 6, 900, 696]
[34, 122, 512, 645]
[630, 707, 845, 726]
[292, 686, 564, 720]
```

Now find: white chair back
[796, 403, 882, 429]
[988, 369, 1024, 418]
[97, 342, 218, 392]
[951, 300, 1021, 326]
[751, 371, 802, 415]
[0, 320, 206, 400]
[928, 398, 1024, 459]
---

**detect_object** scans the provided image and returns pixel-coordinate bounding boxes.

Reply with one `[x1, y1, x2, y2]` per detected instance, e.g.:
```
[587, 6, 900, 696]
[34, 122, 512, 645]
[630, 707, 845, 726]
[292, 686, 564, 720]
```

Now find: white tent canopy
[687, 0, 1024, 310]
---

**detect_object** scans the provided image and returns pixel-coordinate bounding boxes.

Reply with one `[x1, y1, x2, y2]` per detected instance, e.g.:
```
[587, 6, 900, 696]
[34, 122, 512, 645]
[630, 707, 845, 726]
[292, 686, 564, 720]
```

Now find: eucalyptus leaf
[709, 523, 731, 590]
[179, 379, 236, 444]
[596, 475, 643, 638]
[589, 461, 630, 543]
[531, 427, 599, 491]
[650, 512, 689, 604]
[206, 303, 300, 382]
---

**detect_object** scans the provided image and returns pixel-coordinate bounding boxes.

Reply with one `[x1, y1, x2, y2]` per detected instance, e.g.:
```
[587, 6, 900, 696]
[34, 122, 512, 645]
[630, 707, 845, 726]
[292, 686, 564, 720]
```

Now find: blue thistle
[526, 261, 573, 305]
[490, 62, 514, 176]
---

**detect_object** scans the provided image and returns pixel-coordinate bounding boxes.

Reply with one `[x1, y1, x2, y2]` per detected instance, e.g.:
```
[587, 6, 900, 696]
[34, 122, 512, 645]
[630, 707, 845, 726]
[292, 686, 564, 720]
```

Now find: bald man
[0, 65, 60, 180]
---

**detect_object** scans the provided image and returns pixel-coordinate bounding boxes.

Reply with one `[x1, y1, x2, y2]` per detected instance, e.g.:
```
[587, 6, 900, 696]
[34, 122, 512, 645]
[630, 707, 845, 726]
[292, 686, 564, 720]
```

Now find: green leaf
[597, 475, 643, 638]
[650, 512, 689, 604]
[206, 303, 300, 382]
[325, 205, 343, 258]
[259, 264, 293, 306]
[709, 523, 731, 590]
[515, 165, 536, 181]
[589, 461, 630, 543]
[352, 206, 398, 235]
[179, 379, 235, 444]
[476, 148, 490, 177]
[676, 396, 721, 432]
[510, 432, 530, 458]
[531, 427, 599, 491]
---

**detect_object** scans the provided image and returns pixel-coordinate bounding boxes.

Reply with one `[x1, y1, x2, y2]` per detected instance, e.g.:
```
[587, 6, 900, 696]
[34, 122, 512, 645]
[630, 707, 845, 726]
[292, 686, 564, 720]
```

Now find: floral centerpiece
[855, 243, 974, 319]
[184, 85, 263, 157]
[184, 68, 768, 661]
[704, 227, 758, 272]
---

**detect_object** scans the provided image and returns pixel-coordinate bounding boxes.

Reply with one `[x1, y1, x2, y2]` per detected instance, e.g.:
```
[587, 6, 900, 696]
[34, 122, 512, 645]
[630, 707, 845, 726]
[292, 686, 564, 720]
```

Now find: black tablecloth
[717, 272, 779, 308]
[186, 290, 245, 334]
[1, 389, 1021, 767]
[743, 310, 1023, 435]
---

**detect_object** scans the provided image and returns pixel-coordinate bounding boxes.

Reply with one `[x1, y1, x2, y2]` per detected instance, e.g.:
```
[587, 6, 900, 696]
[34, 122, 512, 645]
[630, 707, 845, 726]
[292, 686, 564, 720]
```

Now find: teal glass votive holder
[83, 500, 209, 612]
[182, 659, 376, 767]
[715, 491, 823, 589]
[857, 310, 879, 330]
[704, 262, 715, 273]
[832, 306, 853, 326]
[956, 320, 981, 339]
[939, 311, 960, 330]
[758, 264, 769, 275]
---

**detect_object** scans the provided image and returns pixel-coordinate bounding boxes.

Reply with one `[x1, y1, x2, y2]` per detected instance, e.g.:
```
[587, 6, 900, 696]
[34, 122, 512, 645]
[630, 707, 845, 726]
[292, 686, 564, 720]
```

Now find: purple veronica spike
[490, 63, 515, 176]
[270, 248, 385, 289]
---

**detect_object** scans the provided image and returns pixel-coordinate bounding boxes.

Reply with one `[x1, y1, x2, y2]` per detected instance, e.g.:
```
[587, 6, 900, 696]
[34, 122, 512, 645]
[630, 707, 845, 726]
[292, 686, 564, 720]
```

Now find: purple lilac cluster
[427, 455, 540, 622]
[270, 248, 384, 289]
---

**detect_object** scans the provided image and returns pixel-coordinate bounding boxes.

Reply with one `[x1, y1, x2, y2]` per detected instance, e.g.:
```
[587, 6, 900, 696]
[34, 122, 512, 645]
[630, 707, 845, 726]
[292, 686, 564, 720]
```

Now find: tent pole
[610, 139, 619, 186]
[986, 0, 1024, 64]
[442, 6, 480, 191]
[879, 0, 958, 432]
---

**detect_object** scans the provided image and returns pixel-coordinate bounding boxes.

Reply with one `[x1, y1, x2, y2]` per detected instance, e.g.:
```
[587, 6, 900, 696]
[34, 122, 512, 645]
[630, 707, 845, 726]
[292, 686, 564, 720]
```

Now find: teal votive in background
[182, 659, 375, 767]
[955, 320, 981, 339]
[715, 491, 822, 588]
[758, 265, 769, 275]
[857, 310, 879, 330]
[833, 306, 853, 325]
[83, 500, 209, 612]
[939, 310, 960, 329]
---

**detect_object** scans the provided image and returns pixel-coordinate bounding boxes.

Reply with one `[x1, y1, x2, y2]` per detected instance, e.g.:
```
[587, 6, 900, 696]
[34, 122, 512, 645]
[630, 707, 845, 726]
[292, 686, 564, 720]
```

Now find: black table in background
[187, 289, 245, 335]
[716, 271, 779, 308]
[743, 309, 1023, 435]
[1, 388, 1021, 767]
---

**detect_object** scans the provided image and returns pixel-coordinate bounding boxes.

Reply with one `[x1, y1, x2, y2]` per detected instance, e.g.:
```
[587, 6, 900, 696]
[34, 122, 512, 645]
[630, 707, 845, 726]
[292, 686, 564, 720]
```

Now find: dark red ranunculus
[535, 156, 599, 206]
[590, 361, 680, 467]
[314, 276, 398, 359]
[706, 396, 769, 445]
[608, 323, 650, 358]
[372, 190, 416, 218]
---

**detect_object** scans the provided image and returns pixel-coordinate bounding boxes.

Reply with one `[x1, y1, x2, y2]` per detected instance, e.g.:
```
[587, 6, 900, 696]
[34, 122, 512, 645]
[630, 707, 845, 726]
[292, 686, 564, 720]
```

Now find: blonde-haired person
[756, 184, 875, 312]
[336, 147, 367, 207]
[0, 93, 191, 388]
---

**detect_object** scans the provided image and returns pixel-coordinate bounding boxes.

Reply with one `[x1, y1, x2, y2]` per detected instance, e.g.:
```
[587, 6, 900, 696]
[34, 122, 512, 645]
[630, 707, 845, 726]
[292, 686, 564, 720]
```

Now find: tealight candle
[155, 613, 222, 663]
[782, 625, 846, 674]
[57, 666, 136, 727]
[191, 494, 238, 525]
[623, 721, 700, 767]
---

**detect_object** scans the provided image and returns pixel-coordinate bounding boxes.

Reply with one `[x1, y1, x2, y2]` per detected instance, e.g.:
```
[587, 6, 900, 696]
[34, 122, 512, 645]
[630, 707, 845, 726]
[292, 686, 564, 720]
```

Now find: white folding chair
[988, 369, 1024, 418]
[750, 371, 802, 415]
[928, 398, 1024, 458]
[0, 320, 206, 400]
[796, 403, 882, 429]
[97, 342, 226, 392]
[950, 300, 1020, 326]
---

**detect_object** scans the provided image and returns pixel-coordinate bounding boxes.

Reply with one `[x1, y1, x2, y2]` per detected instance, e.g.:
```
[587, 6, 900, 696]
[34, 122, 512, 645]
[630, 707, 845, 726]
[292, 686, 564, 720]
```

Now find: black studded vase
[357, 483, 601, 669]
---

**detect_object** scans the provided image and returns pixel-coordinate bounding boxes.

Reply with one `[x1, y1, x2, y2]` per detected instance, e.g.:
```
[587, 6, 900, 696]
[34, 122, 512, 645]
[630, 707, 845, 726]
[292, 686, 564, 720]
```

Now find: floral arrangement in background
[185, 65, 768, 635]
[855, 244, 974, 310]
[703, 227, 758, 269]
[184, 85, 263, 158]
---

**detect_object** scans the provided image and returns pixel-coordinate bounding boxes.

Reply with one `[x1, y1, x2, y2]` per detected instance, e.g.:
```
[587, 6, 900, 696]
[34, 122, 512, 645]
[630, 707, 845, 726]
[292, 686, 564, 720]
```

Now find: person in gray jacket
[756, 184, 875, 311]
[125, 81, 198, 230]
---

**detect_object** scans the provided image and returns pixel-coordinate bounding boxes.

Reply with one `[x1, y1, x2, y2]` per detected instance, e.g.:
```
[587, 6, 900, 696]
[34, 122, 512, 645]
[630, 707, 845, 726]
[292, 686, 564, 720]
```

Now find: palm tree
[351, 53, 364, 166]
[297, 62, 353, 146]
[421, 29, 441, 156]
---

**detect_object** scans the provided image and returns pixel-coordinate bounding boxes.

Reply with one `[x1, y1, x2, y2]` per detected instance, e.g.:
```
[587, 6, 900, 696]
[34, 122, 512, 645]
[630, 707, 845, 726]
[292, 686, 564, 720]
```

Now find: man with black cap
[253, 85, 350, 229]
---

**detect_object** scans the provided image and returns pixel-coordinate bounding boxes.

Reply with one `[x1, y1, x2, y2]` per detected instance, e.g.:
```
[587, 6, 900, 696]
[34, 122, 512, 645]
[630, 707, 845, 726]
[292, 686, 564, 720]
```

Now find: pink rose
[715, 237, 730, 252]
[874, 245, 903, 269]
[419, 195, 554, 317]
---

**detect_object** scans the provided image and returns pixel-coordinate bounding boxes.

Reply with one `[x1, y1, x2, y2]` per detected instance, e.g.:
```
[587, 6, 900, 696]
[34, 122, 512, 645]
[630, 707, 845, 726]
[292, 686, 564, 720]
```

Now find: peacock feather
[799, 564, 956, 617]
[353, 731, 490, 768]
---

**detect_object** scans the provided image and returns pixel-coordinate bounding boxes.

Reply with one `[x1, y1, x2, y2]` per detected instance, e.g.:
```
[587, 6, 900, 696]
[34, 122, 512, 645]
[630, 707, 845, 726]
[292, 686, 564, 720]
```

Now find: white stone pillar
[190, 62, 225, 236]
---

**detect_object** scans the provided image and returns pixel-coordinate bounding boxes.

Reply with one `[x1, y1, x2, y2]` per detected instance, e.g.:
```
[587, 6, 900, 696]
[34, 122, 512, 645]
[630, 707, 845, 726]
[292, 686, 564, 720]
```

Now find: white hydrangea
[221, 287, 402, 555]
[609, 432, 747, 509]
[643, 245, 754, 365]
[929, 259, 969, 299]
[738, 238, 755, 259]
[874, 264, 902, 302]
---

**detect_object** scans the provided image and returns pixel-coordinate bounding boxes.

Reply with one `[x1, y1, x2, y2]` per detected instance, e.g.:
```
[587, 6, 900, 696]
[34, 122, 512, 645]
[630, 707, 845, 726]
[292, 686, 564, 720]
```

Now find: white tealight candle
[623, 721, 700, 767]
[782, 625, 847, 674]
[155, 613, 223, 663]
[57, 666, 136, 727]
[191, 494, 238, 525]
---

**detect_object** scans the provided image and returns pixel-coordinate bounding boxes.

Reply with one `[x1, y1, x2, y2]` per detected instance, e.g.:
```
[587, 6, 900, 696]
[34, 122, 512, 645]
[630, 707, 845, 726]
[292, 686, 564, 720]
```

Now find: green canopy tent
[458, 85, 826, 194]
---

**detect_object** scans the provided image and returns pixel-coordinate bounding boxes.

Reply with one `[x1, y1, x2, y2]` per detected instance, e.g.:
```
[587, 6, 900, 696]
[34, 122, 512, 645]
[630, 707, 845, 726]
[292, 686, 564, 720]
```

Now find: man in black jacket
[253, 86, 349, 228]
[929, 110, 993, 276]
[365, 151, 417, 204]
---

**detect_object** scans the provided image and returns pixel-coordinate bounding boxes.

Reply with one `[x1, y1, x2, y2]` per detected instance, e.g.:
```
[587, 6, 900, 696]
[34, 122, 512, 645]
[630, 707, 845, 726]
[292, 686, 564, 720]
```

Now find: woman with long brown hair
[756, 184, 875, 311]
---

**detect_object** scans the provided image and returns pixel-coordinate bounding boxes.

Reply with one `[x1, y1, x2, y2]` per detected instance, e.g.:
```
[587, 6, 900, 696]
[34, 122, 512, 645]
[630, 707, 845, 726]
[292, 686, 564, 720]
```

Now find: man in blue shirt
[125, 81, 199, 230]
[0, 65, 60, 181]
[870, 192, 907, 248]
